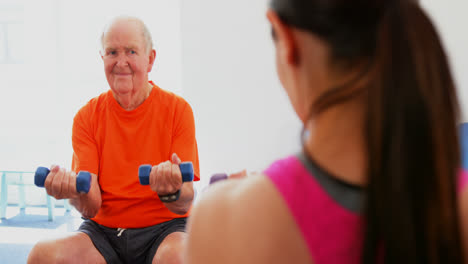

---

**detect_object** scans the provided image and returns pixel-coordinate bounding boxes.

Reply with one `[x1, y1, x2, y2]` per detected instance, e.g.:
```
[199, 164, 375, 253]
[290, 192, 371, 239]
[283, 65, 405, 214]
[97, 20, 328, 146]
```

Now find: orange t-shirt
[72, 81, 200, 228]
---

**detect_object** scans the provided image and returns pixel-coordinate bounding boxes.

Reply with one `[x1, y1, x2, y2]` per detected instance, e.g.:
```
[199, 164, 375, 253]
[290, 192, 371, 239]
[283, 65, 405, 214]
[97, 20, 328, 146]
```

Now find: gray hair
[100, 16, 154, 54]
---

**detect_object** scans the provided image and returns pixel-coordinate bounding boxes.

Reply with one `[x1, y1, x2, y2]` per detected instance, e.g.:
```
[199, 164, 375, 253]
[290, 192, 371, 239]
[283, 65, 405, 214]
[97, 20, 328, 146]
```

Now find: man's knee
[28, 234, 105, 264]
[28, 240, 60, 264]
[154, 246, 184, 264]
[153, 232, 186, 264]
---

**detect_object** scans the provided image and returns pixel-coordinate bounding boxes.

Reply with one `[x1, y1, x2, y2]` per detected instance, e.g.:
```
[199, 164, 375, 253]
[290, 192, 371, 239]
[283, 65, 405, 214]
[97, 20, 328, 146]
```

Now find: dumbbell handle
[138, 162, 194, 202]
[34, 167, 91, 194]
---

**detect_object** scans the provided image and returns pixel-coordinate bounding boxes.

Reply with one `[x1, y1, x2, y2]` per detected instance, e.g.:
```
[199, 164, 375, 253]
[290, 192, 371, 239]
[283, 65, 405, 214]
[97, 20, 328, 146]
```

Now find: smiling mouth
[114, 73, 132, 76]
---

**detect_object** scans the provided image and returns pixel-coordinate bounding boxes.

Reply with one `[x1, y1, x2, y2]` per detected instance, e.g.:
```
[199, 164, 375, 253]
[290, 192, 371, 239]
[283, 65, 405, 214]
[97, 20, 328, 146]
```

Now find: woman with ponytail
[186, 0, 468, 263]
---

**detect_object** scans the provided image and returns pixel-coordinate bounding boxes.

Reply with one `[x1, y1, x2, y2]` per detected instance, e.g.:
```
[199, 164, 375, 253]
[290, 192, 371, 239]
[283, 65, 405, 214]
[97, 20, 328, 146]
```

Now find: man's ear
[148, 49, 156, 72]
[266, 9, 299, 66]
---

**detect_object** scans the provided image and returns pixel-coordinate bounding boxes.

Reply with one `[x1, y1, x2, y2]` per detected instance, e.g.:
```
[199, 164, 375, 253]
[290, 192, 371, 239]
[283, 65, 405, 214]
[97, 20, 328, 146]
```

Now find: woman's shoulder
[189, 174, 277, 234]
[186, 174, 311, 264]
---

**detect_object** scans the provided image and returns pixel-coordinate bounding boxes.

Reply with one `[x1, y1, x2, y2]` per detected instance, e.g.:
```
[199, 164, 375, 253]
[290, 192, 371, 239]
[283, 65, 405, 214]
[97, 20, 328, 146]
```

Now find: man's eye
[130, 50, 136, 54]
[109, 51, 117, 55]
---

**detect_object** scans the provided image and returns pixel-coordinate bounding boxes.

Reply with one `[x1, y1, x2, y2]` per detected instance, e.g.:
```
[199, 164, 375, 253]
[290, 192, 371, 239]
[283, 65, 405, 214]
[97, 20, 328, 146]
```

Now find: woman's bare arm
[185, 175, 311, 264]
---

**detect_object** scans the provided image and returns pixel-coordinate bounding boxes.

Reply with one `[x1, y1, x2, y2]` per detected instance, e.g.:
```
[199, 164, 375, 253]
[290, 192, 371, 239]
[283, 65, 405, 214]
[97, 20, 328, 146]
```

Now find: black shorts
[78, 217, 187, 264]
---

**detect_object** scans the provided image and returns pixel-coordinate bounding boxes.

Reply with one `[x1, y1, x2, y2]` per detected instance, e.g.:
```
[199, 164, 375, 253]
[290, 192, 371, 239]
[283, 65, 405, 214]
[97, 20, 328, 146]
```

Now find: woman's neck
[304, 100, 367, 187]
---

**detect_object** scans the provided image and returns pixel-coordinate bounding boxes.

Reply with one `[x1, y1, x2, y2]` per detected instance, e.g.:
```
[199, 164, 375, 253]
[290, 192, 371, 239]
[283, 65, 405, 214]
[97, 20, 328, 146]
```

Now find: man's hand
[149, 153, 184, 197]
[229, 169, 248, 179]
[44, 165, 81, 200]
[147, 153, 195, 214]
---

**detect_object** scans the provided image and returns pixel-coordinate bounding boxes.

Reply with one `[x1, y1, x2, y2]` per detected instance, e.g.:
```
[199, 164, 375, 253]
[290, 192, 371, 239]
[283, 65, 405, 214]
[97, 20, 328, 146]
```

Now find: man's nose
[116, 54, 129, 67]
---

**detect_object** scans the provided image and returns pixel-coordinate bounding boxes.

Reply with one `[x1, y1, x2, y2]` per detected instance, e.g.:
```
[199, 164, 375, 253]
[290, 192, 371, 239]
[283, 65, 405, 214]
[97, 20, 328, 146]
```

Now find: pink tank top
[264, 153, 468, 264]
[459, 169, 468, 193]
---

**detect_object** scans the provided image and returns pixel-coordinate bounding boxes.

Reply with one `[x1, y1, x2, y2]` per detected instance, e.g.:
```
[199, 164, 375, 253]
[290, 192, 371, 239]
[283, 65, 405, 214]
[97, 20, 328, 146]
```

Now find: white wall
[181, 0, 468, 189]
[0, 0, 182, 171]
[180, 0, 302, 188]
[421, 0, 468, 122]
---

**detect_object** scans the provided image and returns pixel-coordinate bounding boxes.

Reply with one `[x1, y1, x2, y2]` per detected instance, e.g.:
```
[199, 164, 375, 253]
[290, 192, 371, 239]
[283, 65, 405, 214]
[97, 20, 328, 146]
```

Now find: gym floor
[0, 205, 83, 264]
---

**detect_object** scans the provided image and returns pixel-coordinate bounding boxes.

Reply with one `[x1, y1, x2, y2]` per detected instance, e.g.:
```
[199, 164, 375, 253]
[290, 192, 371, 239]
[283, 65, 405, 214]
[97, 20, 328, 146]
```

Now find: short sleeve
[171, 100, 200, 181]
[71, 106, 100, 175]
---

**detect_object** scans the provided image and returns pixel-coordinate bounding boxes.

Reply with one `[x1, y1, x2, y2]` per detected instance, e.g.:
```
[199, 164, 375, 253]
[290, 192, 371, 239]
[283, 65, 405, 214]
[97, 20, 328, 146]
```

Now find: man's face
[101, 21, 155, 97]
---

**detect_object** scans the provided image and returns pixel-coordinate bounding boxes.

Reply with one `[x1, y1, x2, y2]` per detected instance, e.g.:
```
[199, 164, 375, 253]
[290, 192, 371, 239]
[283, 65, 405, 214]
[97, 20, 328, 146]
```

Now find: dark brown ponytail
[364, 2, 462, 263]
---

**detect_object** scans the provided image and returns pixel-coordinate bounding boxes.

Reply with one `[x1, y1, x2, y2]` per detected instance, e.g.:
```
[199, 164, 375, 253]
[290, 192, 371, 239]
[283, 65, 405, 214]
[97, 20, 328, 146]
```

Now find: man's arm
[69, 105, 102, 218]
[163, 182, 194, 215]
[69, 172, 102, 218]
[44, 166, 102, 218]
[149, 153, 194, 215]
[153, 100, 199, 214]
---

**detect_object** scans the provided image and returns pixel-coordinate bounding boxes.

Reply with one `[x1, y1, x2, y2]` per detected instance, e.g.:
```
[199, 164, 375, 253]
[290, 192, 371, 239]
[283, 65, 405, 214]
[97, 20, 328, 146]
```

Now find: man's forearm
[70, 173, 102, 218]
[70, 194, 102, 218]
[164, 182, 194, 215]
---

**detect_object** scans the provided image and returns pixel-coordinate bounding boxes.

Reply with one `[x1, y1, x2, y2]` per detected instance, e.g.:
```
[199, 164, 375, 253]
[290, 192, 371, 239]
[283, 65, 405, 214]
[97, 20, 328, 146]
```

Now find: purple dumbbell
[209, 173, 228, 185]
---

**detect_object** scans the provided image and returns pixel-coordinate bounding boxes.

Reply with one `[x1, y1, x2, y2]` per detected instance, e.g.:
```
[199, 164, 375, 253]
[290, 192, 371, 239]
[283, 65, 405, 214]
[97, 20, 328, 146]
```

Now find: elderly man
[27, 16, 199, 264]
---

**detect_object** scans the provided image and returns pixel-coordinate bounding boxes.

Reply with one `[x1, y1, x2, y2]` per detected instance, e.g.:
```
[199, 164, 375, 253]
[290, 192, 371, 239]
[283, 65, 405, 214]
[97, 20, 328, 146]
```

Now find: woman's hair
[270, 0, 463, 263]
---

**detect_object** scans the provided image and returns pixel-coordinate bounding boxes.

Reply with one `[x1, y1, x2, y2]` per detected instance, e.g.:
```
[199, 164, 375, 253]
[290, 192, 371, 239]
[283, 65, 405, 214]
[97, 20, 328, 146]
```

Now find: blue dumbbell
[34, 167, 91, 193]
[138, 162, 194, 202]
[461, 122, 468, 170]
